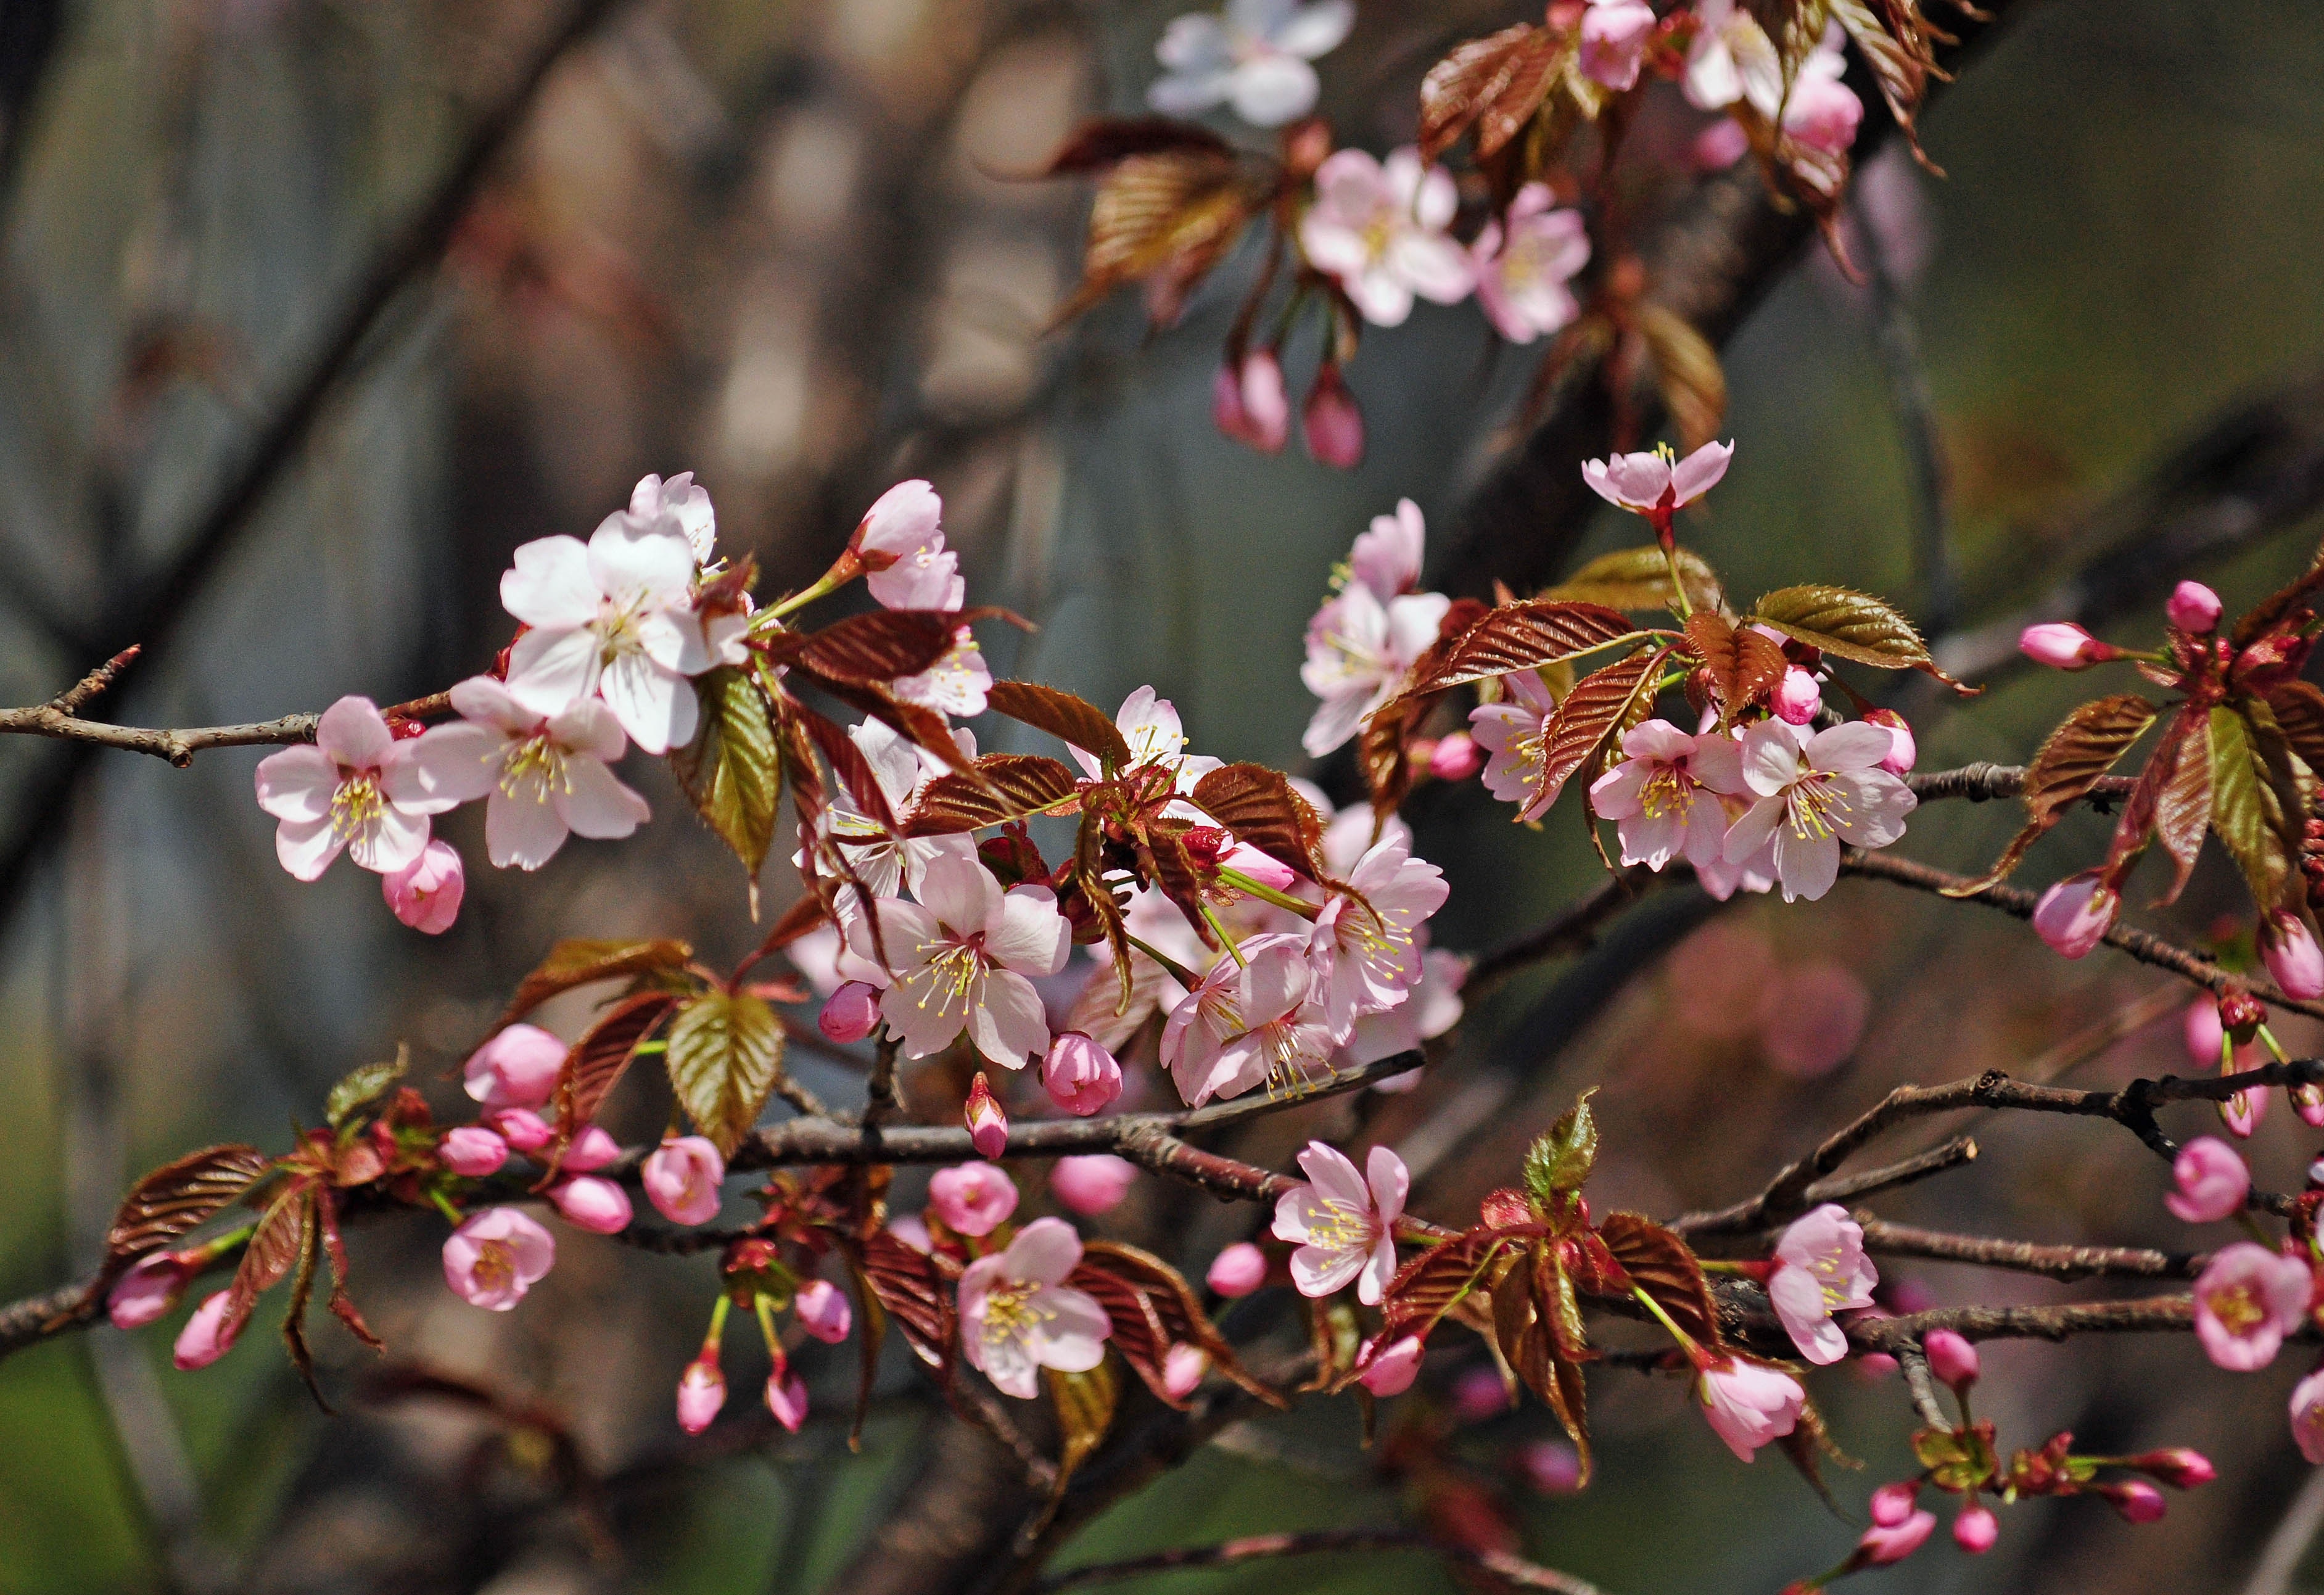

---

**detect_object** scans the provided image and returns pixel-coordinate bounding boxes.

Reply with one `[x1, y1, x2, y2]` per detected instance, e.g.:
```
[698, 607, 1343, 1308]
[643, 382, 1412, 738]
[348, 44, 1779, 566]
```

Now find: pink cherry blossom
[1683, 0, 1782, 115]
[1781, 45, 1861, 156]
[499, 513, 713, 754]
[1357, 1334, 1423, 1395]
[1206, 1242, 1267, 1297]
[1470, 669, 1560, 820]
[1472, 184, 1589, 344]
[1579, 0, 1657, 90]
[403, 677, 649, 870]
[1163, 1343, 1209, 1399]
[2223, 1078, 2268, 1139]
[2184, 995, 2234, 1068]
[2167, 581, 2223, 633]
[2165, 1137, 2249, 1224]
[439, 1126, 509, 1177]
[173, 1290, 239, 1369]
[1214, 349, 1290, 453]
[958, 1217, 1113, 1398]
[1587, 720, 1747, 873]
[767, 1368, 810, 1432]
[795, 1279, 853, 1344]
[2032, 870, 2118, 959]
[109, 1251, 191, 1330]
[1303, 365, 1364, 468]
[1301, 575, 1452, 757]
[487, 1108, 553, 1153]
[809, 717, 977, 903]
[846, 854, 1071, 1065]
[442, 1207, 556, 1310]
[1067, 685, 1221, 788]
[550, 1175, 633, 1235]
[1299, 147, 1475, 328]
[1870, 1481, 1920, 1528]
[1690, 118, 1750, 171]
[2290, 1367, 2324, 1463]
[1696, 1358, 1803, 1461]
[1855, 1510, 1937, 1566]
[253, 696, 453, 881]
[965, 1072, 1010, 1158]
[1052, 1155, 1137, 1216]
[1218, 840, 1295, 892]
[852, 479, 962, 611]
[382, 838, 464, 932]
[1162, 933, 1338, 1105]
[1308, 831, 1449, 1034]
[561, 1124, 624, 1173]
[677, 1354, 725, 1434]
[928, 1161, 1019, 1237]
[1042, 1032, 1123, 1116]
[1349, 498, 1424, 599]
[2017, 622, 2112, 670]
[643, 1137, 726, 1226]
[820, 981, 882, 1043]
[2103, 1480, 2167, 1523]
[1146, 0, 1354, 128]
[1271, 1140, 1406, 1305]
[1767, 1203, 1877, 1365]
[2193, 1242, 2311, 1370]
[1581, 440, 1734, 517]
[1723, 720, 1916, 902]
[1428, 730, 1482, 781]
[2128, 1448, 2215, 1488]
[2265, 913, 2324, 1000]
[1861, 707, 1916, 775]
[1924, 1329, 1980, 1390]
[891, 1214, 933, 1253]
[464, 1023, 566, 1110]
[1343, 941, 1465, 1067]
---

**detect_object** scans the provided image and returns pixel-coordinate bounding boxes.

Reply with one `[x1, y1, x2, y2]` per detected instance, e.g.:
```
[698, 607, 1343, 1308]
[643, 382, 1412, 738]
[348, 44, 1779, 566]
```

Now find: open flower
[847, 854, 1071, 1065]
[382, 839, 464, 932]
[807, 716, 975, 902]
[403, 677, 651, 870]
[1582, 440, 1735, 520]
[1308, 831, 1449, 1034]
[1470, 669, 1560, 820]
[625, 469, 717, 564]
[1068, 686, 1221, 789]
[1161, 933, 1340, 1105]
[1298, 147, 1475, 328]
[1766, 1204, 1877, 1365]
[1782, 42, 1862, 155]
[1472, 184, 1590, 345]
[1302, 580, 1452, 759]
[1271, 1140, 1407, 1304]
[1722, 720, 1916, 902]
[2193, 1242, 2311, 1370]
[442, 1207, 557, 1310]
[1683, 0, 1782, 115]
[958, 1217, 1112, 1398]
[1696, 1358, 1804, 1461]
[1587, 721, 1746, 873]
[929, 1161, 1020, 1237]
[852, 479, 962, 611]
[893, 625, 992, 718]
[1578, 0, 1657, 90]
[1146, 0, 1354, 127]
[254, 696, 451, 881]
[499, 515, 713, 754]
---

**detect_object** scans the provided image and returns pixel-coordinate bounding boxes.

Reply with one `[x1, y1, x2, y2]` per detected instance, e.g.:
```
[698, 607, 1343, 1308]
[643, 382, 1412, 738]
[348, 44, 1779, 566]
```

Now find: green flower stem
[1631, 1282, 1707, 1366]
[429, 1189, 465, 1227]
[1200, 902, 1248, 968]
[765, 569, 846, 620]
[1660, 543, 1695, 619]
[1216, 868, 1321, 920]
[1126, 934, 1201, 991]
[187, 1222, 258, 1264]
[701, 1292, 730, 1359]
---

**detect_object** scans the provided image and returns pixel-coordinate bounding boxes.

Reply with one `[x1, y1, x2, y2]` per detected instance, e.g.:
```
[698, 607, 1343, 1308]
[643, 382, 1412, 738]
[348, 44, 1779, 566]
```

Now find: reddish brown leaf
[853, 1227, 957, 1371]
[1683, 611, 1786, 725]
[1597, 1212, 1720, 1350]
[1188, 762, 1328, 883]
[105, 1144, 272, 1263]
[1380, 1229, 1519, 1340]
[2231, 537, 2324, 649]
[796, 701, 899, 835]
[222, 1181, 315, 1345]
[986, 680, 1131, 773]
[553, 992, 680, 1143]
[1399, 601, 1640, 702]
[2267, 681, 2324, 771]
[498, 938, 693, 1029]
[1536, 649, 1670, 816]
[1039, 117, 1232, 173]
[1056, 149, 1263, 328]
[1827, 0, 1937, 161]
[1417, 24, 1559, 164]
[314, 1190, 381, 1351]
[904, 755, 1085, 836]
[1947, 694, 2159, 895]
[811, 678, 981, 777]
[1636, 304, 1729, 451]
[769, 609, 958, 686]
[1359, 694, 1419, 819]
[1071, 1240, 1283, 1409]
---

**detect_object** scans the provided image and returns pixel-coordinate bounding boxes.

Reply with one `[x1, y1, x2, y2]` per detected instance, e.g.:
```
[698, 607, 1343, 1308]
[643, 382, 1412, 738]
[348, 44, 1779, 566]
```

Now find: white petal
[253, 746, 340, 822]
[315, 696, 394, 769]
[1274, 0, 1353, 58]
[967, 970, 1050, 1067]
[506, 627, 601, 719]
[550, 698, 629, 762]
[987, 886, 1071, 976]
[448, 675, 537, 732]
[400, 723, 503, 806]
[598, 652, 693, 756]
[500, 537, 600, 629]
[1147, 68, 1234, 114]
[920, 852, 1003, 935]
[345, 804, 429, 875]
[274, 815, 345, 881]
[1229, 55, 1318, 126]
[1155, 12, 1231, 72]
[1003, 1216, 1084, 1287]
[555, 757, 651, 839]
[1773, 826, 1840, 902]
[587, 521, 696, 606]
[487, 788, 571, 871]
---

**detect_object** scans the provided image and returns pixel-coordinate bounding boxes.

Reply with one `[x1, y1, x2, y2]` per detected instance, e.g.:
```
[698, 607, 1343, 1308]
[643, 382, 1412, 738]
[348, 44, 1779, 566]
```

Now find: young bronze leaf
[795, 701, 899, 836]
[812, 678, 981, 778]
[2149, 714, 2214, 902]
[1597, 1212, 1721, 1349]
[1546, 545, 1723, 614]
[673, 667, 785, 888]
[1945, 694, 2159, 896]
[2230, 536, 2324, 650]
[1189, 762, 1327, 883]
[986, 680, 1131, 773]
[1749, 585, 1968, 689]
[771, 609, 958, 686]
[313, 1190, 380, 1351]
[1532, 648, 1670, 817]
[554, 992, 680, 1139]
[1380, 1230, 1518, 1339]
[1683, 611, 1786, 724]
[1827, 0, 1935, 159]
[1039, 117, 1232, 174]
[852, 1227, 956, 1369]
[903, 755, 1085, 836]
[280, 1194, 328, 1406]
[1401, 601, 1641, 698]
[324, 1047, 407, 1131]
[1523, 1089, 1599, 1207]
[1071, 1240, 1284, 1408]
[1359, 693, 1418, 818]
[1417, 23, 1554, 163]
[1519, 1316, 1593, 1485]
[664, 991, 784, 1158]
[2266, 682, 2324, 771]
[2209, 706, 2292, 915]
[498, 938, 693, 1029]
[1045, 1361, 1119, 1498]
[1058, 149, 1261, 328]
[221, 1181, 315, 1343]
[105, 1144, 273, 1262]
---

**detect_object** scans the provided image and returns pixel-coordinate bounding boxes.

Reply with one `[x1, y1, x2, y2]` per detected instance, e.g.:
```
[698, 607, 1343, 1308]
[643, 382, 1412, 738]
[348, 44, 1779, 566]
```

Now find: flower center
[329, 771, 387, 840]
[1302, 1196, 1375, 1254]
[979, 1280, 1053, 1346]
[594, 595, 653, 667]
[500, 733, 572, 804]
[1260, 1016, 1333, 1095]
[910, 938, 987, 1012]
[471, 1240, 514, 1293]
[1639, 764, 1699, 822]
[1782, 770, 1854, 843]
[2207, 1282, 2267, 1335]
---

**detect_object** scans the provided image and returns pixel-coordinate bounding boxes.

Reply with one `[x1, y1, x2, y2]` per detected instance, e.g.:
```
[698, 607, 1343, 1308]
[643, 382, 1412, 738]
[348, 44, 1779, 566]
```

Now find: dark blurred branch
[1040, 1530, 1603, 1595]
[1855, 1216, 2204, 1282]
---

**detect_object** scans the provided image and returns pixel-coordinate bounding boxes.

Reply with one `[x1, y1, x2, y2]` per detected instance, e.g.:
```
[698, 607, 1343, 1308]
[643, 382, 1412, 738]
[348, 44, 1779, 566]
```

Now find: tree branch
[1041, 1531, 1603, 1595]
[1904, 762, 2137, 806]
[1855, 1216, 2205, 1282]
[1853, 1296, 2198, 1351]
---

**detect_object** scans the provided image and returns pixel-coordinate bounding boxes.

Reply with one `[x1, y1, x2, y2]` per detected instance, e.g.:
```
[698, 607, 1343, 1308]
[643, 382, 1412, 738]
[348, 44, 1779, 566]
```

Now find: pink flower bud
[2128, 1448, 2215, 1488]
[1205, 1242, 1268, 1298]
[1219, 841, 1297, 893]
[2018, 622, 2114, 670]
[2291, 1367, 2324, 1464]
[440, 1125, 510, 1177]
[1773, 667, 1822, 726]
[2165, 1137, 2249, 1224]
[485, 1107, 553, 1152]
[2184, 998, 2230, 1069]
[1042, 1032, 1123, 1117]
[1453, 1364, 1507, 1422]
[109, 1251, 191, 1330]
[442, 1206, 557, 1309]
[1853, 1351, 1899, 1382]
[927, 1161, 1018, 1237]
[2103, 1480, 2167, 1524]
[1357, 1335, 1424, 1396]
[1861, 708, 1916, 775]
[1870, 1481, 1920, 1528]
[382, 839, 464, 933]
[1522, 1440, 1584, 1494]
[2032, 870, 2117, 960]
[1051, 1154, 1137, 1216]
[1163, 1343, 1208, 1399]
[2296, 1083, 2324, 1128]
[819, 981, 881, 1044]
[965, 1073, 1008, 1158]
[2223, 1081, 2269, 1139]
[1427, 730, 1484, 781]
[1856, 1510, 1935, 1566]
[1238, 349, 1289, 453]
[562, 1124, 624, 1173]
[2166, 581, 2223, 634]
[1924, 1329, 1980, 1390]
[643, 1136, 726, 1226]
[550, 1175, 633, 1234]
[2265, 913, 2324, 1000]
[766, 1369, 810, 1433]
[1952, 1504, 1998, 1554]
[795, 1278, 853, 1344]
[463, 1024, 566, 1110]
[1301, 366, 1365, 469]
[171, 1290, 239, 1370]
[677, 1355, 726, 1434]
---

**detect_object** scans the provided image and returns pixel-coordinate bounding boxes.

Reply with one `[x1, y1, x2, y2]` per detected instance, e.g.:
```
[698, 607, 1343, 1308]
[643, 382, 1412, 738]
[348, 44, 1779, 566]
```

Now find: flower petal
[500, 537, 599, 629]
[506, 626, 601, 719]
[555, 757, 651, 839]
[1004, 1216, 1085, 1287]
[485, 788, 570, 871]
[254, 746, 340, 822]
[316, 696, 394, 770]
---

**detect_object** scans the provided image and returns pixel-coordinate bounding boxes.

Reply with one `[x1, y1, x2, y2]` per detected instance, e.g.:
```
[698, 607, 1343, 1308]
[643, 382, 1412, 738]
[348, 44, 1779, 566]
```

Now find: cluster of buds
[677, 1237, 856, 1436]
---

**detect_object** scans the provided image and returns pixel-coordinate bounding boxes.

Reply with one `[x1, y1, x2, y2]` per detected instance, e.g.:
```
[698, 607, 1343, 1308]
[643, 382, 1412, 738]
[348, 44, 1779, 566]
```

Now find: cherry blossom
[1781, 41, 1862, 156]
[2168, 580, 2223, 633]
[1164, 1344, 1209, 1399]
[766, 1368, 810, 1432]
[561, 1124, 624, 1173]
[1343, 941, 1465, 1070]
[1771, 666, 1822, 726]
[1271, 1140, 1407, 1304]
[1307, 830, 1448, 1034]
[1043, 1032, 1123, 1116]
[1924, 1329, 1980, 1390]
[893, 625, 992, 719]
[1861, 707, 1916, 775]
[1581, 440, 1735, 521]
[442, 1207, 557, 1310]
[1587, 721, 1746, 873]
[2193, 1243, 2310, 1370]
[1696, 1358, 1803, 1461]
[550, 1176, 633, 1234]
[1427, 730, 1482, 781]
[2264, 913, 2324, 1000]
[643, 1137, 726, 1226]
[498, 514, 713, 754]
[1052, 1155, 1138, 1216]
[1214, 349, 1290, 453]
[965, 1072, 1010, 1157]
[403, 677, 650, 870]
[1206, 1242, 1267, 1297]
[819, 981, 881, 1043]
[846, 854, 1070, 1065]
[2290, 1367, 2324, 1464]
[1767, 1203, 1877, 1365]
[928, 1161, 1019, 1237]
[2102, 1480, 2167, 1523]
[958, 1217, 1113, 1398]
[1578, 0, 1657, 91]
[382, 839, 464, 933]
[486, 1108, 553, 1153]
[173, 1291, 239, 1370]
[2017, 621, 2114, 670]
[1069, 685, 1221, 788]
[2165, 1137, 2250, 1224]
[253, 696, 450, 881]
[109, 1252, 191, 1330]
[1522, 1441, 1584, 1494]
[809, 717, 975, 902]
[1298, 147, 1475, 329]
[1870, 1481, 1920, 1527]
[1146, 0, 1354, 128]
[795, 1279, 853, 1344]
[677, 1355, 725, 1434]
[1302, 366, 1364, 468]
[439, 1126, 509, 1177]
[1357, 1334, 1424, 1395]
[1472, 184, 1590, 345]
[2032, 870, 2118, 958]
[1722, 720, 1916, 902]
[1301, 572, 1453, 759]
[624, 469, 717, 565]
[1853, 1509, 1937, 1567]
[1161, 932, 1339, 1105]
[851, 479, 962, 611]
[1683, 0, 1781, 115]
[463, 1023, 566, 1110]
[1470, 668, 1560, 820]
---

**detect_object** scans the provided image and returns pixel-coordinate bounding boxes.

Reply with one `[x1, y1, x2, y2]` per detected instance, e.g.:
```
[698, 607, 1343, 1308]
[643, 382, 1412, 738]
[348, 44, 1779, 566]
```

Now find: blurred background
[4, 0, 2324, 1591]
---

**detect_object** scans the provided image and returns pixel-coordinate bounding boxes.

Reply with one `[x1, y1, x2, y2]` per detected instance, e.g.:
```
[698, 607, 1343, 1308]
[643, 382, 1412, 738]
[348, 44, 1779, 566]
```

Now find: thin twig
[1903, 762, 2138, 806]
[1796, 1135, 1977, 1208]
[1042, 1530, 1603, 1594]
[1896, 1345, 1951, 1430]
[1855, 1217, 2204, 1282]
[863, 1032, 902, 1131]
[1852, 1296, 2198, 1350]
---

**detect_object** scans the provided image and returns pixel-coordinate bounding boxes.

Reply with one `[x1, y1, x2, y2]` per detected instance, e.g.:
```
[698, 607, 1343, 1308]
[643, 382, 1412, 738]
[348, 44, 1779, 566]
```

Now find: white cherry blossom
[1146, 0, 1354, 128]
[403, 677, 651, 871]
[846, 854, 1071, 1065]
[253, 696, 453, 880]
[1723, 720, 1916, 902]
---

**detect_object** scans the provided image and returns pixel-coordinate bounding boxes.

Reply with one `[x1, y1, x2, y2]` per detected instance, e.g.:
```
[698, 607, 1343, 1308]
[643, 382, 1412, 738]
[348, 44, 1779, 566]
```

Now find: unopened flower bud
[1163, 1343, 1209, 1399]
[1428, 730, 1484, 781]
[2165, 1137, 2249, 1224]
[463, 1024, 566, 1110]
[1219, 841, 1296, 893]
[383, 839, 464, 933]
[2220, 987, 2268, 1036]
[1302, 365, 1365, 469]
[965, 1073, 1008, 1159]
[795, 1279, 853, 1344]
[1855, 1510, 1935, 1567]
[2265, 913, 2324, 1000]
[1042, 1032, 1123, 1116]
[1869, 1480, 1920, 1528]
[1213, 350, 1289, 453]
[1522, 1440, 1584, 1494]
[819, 981, 881, 1044]
[1953, 1503, 1998, 1554]
[2223, 1082, 2268, 1139]
[2166, 581, 2223, 634]
[1924, 1329, 1980, 1390]
[765, 1368, 810, 1433]
[108, 1251, 191, 1330]
[1773, 667, 1823, 726]
[550, 1174, 633, 1234]
[2032, 870, 2117, 960]
[2018, 622, 2117, 670]
[171, 1290, 240, 1370]
[1356, 1335, 1424, 1396]
[2100, 1479, 2168, 1524]
[643, 1136, 726, 1226]
[1052, 1154, 1137, 1216]
[2185, 997, 2231, 1069]
[440, 1125, 510, 1177]
[485, 1107, 553, 1153]
[2127, 1447, 2216, 1488]
[1861, 708, 1916, 775]
[2294, 1083, 2324, 1127]
[1206, 1242, 1268, 1297]
[562, 1124, 624, 1173]
[677, 1354, 726, 1435]
[928, 1161, 1018, 1237]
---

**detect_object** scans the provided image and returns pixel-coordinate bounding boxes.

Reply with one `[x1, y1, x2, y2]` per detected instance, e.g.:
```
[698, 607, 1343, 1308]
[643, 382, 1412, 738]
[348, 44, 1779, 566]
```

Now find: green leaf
[2209, 706, 2291, 914]
[498, 938, 694, 1029]
[1546, 546, 1723, 615]
[665, 991, 784, 1158]
[1523, 1088, 1599, 1207]
[325, 1045, 408, 1130]
[1749, 584, 1967, 689]
[672, 667, 784, 892]
[1947, 694, 2159, 896]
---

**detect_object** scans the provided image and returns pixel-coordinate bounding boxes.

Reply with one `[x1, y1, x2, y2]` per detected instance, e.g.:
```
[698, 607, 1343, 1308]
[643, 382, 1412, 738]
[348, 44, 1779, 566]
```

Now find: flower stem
[186, 1222, 258, 1265]
[1660, 542, 1694, 620]
[429, 1189, 466, 1227]
[1217, 868, 1321, 920]
[1201, 902, 1248, 968]
[1126, 934, 1202, 991]
[703, 1292, 730, 1358]
[767, 569, 846, 620]
[1631, 1282, 1706, 1366]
